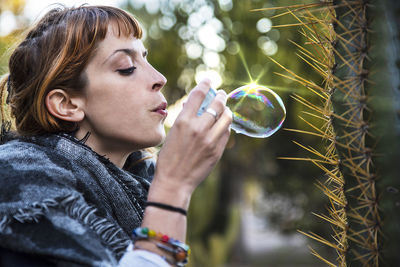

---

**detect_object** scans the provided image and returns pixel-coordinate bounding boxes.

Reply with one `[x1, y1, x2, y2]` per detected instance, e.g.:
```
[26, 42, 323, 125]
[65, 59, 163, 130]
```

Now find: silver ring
[205, 108, 218, 121]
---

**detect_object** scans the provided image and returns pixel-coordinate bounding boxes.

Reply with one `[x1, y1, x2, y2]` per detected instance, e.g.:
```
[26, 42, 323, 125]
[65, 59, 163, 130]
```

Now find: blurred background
[0, 0, 335, 266]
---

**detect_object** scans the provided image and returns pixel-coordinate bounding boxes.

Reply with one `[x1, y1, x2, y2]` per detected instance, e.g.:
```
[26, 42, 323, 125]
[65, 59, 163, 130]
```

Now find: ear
[45, 89, 85, 122]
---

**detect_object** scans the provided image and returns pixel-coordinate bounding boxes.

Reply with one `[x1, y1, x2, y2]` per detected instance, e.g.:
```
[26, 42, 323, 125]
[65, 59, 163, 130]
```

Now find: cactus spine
[265, 0, 400, 265]
[330, 1, 379, 265]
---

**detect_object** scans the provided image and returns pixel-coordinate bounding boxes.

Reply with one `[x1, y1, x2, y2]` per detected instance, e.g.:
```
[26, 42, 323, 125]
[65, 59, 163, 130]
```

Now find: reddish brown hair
[1, 5, 142, 135]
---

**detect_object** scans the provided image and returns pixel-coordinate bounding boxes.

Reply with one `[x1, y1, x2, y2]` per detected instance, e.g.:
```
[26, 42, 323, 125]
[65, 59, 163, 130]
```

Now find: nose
[151, 67, 167, 91]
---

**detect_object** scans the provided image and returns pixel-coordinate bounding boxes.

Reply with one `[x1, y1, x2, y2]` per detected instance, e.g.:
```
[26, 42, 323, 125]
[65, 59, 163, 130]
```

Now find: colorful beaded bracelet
[132, 227, 191, 266]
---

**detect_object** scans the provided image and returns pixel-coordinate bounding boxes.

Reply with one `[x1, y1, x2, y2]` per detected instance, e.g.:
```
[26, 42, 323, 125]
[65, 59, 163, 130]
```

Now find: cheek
[87, 97, 124, 118]
[83, 79, 148, 126]
[85, 84, 127, 114]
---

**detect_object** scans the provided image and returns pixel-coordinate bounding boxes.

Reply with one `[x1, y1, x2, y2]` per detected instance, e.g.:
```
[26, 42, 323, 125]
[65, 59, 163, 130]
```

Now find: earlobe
[46, 89, 85, 122]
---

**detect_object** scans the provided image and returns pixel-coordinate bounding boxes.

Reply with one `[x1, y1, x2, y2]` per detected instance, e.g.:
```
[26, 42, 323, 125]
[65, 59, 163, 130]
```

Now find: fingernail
[201, 78, 211, 85]
[218, 89, 227, 96]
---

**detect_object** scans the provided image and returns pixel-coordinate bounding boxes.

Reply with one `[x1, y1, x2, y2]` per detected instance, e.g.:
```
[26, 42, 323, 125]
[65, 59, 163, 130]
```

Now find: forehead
[92, 24, 145, 61]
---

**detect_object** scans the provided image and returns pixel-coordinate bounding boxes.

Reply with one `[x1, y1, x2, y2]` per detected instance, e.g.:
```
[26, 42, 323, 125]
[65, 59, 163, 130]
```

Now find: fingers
[174, 79, 231, 139]
[181, 79, 211, 117]
[209, 109, 232, 161]
[209, 106, 233, 142]
[201, 90, 228, 127]
[215, 126, 231, 156]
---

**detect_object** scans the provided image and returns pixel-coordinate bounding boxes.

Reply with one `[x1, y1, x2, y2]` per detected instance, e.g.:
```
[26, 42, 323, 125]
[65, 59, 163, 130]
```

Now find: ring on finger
[205, 107, 218, 121]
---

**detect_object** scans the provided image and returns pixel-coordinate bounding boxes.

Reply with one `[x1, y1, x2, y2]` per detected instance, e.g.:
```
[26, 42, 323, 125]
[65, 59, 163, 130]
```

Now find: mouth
[152, 102, 168, 117]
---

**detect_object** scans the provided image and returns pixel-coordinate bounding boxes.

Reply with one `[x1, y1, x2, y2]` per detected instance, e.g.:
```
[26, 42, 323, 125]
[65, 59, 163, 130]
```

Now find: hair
[0, 5, 142, 135]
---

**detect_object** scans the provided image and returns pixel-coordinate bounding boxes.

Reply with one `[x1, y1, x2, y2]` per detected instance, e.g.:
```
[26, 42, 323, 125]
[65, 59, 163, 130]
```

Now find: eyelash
[117, 66, 136, 76]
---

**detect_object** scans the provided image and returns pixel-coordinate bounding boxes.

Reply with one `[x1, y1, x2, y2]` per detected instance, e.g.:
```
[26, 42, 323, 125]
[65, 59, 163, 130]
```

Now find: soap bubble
[227, 84, 286, 138]
[197, 84, 286, 138]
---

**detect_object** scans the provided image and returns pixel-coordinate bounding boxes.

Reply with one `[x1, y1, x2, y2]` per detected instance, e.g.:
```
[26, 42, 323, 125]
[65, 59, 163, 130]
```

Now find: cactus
[260, 0, 400, 265]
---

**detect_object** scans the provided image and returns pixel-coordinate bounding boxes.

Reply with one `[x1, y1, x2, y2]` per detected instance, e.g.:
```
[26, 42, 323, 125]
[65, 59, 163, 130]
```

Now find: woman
[0, 5, 232, 266]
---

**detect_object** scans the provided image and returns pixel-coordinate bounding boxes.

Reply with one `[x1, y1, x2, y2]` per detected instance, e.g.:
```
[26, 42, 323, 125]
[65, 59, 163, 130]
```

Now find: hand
[149, 79, 232, 207]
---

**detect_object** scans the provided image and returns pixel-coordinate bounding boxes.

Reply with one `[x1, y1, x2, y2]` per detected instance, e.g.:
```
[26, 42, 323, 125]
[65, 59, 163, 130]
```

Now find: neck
[75, 130, 131, 168]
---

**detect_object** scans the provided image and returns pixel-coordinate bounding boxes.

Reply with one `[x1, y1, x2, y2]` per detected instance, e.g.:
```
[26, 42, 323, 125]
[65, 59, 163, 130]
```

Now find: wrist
[133, 227, 190, 266]
[147, 177, 192, 210]
[145, 202, 187, 216]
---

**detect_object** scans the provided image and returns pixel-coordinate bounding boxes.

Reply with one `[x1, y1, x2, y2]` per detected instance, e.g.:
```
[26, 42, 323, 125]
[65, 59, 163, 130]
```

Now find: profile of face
[75, 24, 167, 157]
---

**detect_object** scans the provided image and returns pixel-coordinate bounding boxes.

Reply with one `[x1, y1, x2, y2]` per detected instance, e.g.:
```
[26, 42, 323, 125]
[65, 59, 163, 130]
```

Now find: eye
[117, 66, 136, 76]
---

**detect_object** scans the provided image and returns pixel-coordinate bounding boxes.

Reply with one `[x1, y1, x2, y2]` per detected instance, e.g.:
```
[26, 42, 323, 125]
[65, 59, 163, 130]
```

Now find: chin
[123, 126, 165, 150]
[137, 132, 165, 149]
[154, 127, 166, 144]
[152, 133, 166, 147]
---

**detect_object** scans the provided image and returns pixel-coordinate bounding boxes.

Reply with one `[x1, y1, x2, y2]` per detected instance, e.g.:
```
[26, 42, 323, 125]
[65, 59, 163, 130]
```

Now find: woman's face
[77, 25, 167, 155]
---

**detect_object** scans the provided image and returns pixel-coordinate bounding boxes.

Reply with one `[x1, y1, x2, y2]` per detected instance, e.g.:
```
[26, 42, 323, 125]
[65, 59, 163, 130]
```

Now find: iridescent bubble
[227, 84, 286, 138]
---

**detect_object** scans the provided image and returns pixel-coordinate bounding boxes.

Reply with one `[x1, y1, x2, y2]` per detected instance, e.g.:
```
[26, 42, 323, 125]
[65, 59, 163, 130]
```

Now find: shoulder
[0, 137, 77, 202]
[0, 136, 74, 175]
[0, 135, 62, 161]
[0, 136, 131, 265]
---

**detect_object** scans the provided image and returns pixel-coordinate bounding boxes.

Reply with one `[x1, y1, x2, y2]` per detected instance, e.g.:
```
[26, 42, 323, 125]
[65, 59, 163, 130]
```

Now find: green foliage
[187, 166, 240, 267]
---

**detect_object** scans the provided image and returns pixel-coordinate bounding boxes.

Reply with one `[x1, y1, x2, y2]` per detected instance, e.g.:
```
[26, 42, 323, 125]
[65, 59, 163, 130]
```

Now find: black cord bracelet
[145, 201, 187, 216]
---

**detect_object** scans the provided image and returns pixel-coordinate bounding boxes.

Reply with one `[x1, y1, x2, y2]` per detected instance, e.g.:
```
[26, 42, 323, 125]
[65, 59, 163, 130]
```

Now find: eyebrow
[103, 48, 148, 65]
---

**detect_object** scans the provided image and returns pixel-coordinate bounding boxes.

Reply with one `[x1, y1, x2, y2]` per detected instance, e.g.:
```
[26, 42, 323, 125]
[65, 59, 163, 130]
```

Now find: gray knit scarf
[0, 133, 155, 266]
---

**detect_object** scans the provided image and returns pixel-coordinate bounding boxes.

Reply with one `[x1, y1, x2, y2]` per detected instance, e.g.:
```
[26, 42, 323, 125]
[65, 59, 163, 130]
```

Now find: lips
[152, 102, 168, 116]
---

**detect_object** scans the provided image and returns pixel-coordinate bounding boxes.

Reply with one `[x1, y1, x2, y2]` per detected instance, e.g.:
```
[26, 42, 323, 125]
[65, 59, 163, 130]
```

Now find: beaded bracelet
[132, 227, 190, 266]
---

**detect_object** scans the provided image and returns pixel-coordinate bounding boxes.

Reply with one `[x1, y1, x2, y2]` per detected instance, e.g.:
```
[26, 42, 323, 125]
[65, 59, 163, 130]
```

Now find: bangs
[73, 5, 143, 43]
[102, 6, 143, 39]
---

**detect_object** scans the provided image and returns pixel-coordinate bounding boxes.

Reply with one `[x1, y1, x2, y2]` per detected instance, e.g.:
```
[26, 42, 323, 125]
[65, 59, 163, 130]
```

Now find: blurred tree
[0, 0, 25, 14]
[121, 0, 333, 265]
[0, 0, 26, 73]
